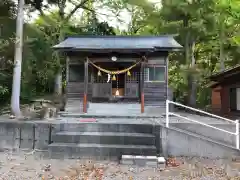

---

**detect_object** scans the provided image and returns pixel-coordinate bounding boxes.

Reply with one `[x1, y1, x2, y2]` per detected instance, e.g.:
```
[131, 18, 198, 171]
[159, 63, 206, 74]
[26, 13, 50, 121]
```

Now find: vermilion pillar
[83, 58, 88, 113]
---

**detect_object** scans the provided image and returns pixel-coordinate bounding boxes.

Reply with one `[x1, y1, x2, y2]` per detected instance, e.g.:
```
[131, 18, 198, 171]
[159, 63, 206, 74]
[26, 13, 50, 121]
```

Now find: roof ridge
[54, 35, 183, 52]
[66, 35, 178, 39]
[208, 64, 240, 81]
[210, 64, 240, 77]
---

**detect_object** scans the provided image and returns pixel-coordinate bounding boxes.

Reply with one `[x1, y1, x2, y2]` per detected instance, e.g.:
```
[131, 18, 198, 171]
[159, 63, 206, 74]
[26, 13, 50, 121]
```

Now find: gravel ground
[0, 150, 240, 180]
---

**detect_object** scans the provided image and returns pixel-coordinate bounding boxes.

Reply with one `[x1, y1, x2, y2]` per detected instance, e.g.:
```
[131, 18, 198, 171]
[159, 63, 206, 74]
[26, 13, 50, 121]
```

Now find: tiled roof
[53, 35, 183, 52]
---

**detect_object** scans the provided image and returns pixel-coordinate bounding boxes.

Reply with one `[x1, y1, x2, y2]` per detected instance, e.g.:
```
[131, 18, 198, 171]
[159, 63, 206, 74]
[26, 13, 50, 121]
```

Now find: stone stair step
[60, 123, 154, 133]
[52, 131, 155, 145]
[48, 143, 157, 159]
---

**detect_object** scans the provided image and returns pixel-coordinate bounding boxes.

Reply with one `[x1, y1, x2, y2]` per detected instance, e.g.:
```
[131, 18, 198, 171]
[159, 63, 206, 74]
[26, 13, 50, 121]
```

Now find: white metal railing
[166, 99, 240, 149]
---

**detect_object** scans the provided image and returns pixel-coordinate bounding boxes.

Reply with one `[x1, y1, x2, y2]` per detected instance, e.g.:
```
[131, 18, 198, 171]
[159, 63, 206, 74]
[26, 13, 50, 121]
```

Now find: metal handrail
[167, 100, 236, 123]
[169, 112, 236, 135]
[166, 99, 240, 149]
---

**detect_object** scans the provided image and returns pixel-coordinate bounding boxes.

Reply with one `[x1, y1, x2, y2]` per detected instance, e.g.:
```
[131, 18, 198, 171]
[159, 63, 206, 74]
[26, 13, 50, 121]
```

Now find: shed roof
[208, 64, 240, 81]
[207, 64, 240, 88]
[53, 35, 183, 52]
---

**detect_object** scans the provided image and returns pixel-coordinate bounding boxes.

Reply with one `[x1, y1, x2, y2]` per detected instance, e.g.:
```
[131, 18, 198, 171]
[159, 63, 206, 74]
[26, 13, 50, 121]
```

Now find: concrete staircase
[48, 122, 158, 159]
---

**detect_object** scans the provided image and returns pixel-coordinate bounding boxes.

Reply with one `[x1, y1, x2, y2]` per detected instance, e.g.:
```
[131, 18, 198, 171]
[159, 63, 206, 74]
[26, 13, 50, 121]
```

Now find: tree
[1, 0, 239, 112]
[11, 0, 24, 117]
[131, 0, 240, 107]
[213, 0, 240, 71]
[24, 0, 154, 95]
[24, 0, 113, 95]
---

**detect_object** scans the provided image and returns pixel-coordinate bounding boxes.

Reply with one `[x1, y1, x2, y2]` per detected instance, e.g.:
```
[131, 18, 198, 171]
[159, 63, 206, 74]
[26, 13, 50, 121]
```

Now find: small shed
[208, 65, 240, 117]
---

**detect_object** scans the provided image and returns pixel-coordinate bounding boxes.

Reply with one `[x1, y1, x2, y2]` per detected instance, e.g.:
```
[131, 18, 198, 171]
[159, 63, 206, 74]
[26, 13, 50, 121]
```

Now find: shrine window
[144, 66, 165, 82]
[69, 64, 84, 82]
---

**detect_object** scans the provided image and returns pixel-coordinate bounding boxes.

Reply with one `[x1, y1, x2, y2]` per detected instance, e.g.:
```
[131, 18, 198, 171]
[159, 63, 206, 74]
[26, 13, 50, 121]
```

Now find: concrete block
[160, 128, 168, 157]
[51, 123, 61, 135]
[19, 123, 34, 149]
[158, 163, 166, 169]
[0, 122, 20, 150]
[122, 155, 133, 159]
[35, 122, 51, 150]
[171, 123, 236, 147]
[145, 161, 158, 167]
[121, 155, 159, 167]
[121, 159, 134, 165]
[165, 126, 240, 158]
[157, 157, 166, 169]
[155, 139, 161, 154]
[157, 157, 166, 164]
[146, 156, 158, 161]
[134, 156, 147, 166]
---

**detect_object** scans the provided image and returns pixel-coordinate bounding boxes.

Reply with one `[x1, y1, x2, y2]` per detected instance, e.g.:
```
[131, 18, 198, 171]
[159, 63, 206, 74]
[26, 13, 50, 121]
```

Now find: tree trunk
[54, 72, 62, 94]
[189, 41, 197, 107]
[183, 18, 190, 65]
[219, 21, 225, 71]
[54, 7, 65, 95]
[10, 0, 24, 117]
[183, 18, 191, 105]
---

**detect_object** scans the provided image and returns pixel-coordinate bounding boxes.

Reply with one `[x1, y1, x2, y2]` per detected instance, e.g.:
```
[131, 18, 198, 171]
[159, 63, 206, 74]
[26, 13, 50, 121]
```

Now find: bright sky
[25, 0, 161, 31]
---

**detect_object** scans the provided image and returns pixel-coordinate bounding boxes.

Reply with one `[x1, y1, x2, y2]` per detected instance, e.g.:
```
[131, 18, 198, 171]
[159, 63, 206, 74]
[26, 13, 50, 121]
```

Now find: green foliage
[0, 0, 16, 103]
[0, 0, 116, 106]
[1, 0, 240, 109]
[129, 0, 240, 107]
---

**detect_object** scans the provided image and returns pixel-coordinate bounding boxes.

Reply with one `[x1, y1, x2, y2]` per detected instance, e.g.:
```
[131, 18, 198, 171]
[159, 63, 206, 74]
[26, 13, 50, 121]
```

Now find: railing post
[166, 99, 169, 128]
[236, 120, 239, 149]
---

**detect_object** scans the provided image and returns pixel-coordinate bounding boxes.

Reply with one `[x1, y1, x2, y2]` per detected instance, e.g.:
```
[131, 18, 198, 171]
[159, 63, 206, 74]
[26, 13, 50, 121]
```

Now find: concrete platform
[0, 111, 239, 160]
[64, 102, 166, 117]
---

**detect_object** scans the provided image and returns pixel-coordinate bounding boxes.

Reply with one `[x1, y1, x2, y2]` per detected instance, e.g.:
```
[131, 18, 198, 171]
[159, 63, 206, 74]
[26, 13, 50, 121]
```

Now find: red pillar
[83, 58, 88, 113]
[141, 92, 144, 113]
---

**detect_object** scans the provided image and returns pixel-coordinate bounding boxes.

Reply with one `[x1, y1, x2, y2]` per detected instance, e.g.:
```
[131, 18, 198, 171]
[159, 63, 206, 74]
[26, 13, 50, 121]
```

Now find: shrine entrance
[90, 61, 141, 103]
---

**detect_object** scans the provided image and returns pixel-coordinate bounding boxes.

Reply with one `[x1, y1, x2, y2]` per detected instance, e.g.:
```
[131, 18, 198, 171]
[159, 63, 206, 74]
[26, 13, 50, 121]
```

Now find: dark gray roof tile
[53, 35, 182, 52]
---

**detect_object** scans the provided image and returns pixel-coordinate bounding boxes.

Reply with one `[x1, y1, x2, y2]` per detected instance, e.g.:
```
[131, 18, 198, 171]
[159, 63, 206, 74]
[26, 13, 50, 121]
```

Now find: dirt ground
[0, 150, 240, 180]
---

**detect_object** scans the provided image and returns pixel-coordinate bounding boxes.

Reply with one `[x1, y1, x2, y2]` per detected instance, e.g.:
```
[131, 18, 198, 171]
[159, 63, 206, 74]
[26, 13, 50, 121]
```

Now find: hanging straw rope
[88, 58, 141, 75]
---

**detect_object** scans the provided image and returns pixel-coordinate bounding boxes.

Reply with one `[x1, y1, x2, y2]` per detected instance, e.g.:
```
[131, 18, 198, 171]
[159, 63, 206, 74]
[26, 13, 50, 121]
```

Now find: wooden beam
[83, 58, 88, 113]
[140, 59, 145, 113]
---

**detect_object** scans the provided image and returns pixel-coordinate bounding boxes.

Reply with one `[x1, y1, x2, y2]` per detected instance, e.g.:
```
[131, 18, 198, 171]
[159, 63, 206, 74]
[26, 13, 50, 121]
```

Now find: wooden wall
[211, 82, 240, 116]
[211, 85, 230, 116]
[67, 82, 92, 99]
[66, 61, 92, 100]
[211, 86, 222, 113]
[144, 82, 166, 106]
[143, 57, 167, 106]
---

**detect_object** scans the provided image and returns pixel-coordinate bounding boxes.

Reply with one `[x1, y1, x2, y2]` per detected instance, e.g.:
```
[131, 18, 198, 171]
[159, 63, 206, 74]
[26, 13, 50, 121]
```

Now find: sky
[25, 0, 161, 31]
